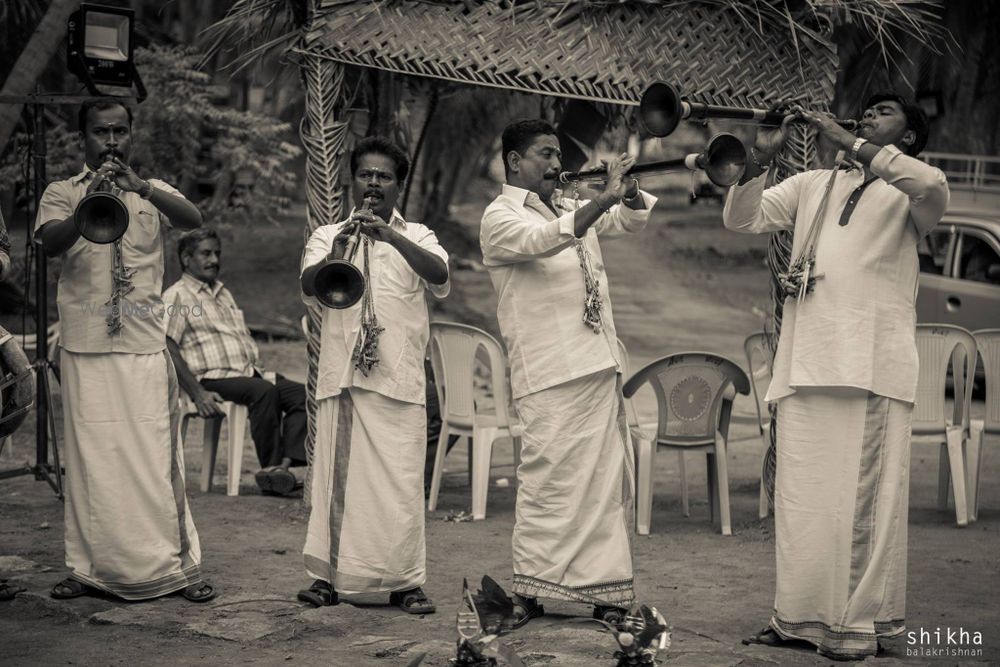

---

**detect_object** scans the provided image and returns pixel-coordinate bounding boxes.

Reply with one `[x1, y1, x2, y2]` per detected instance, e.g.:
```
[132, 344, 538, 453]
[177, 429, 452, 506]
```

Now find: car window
[958, 232, 1000, 285]
[918, 228, 952, 275]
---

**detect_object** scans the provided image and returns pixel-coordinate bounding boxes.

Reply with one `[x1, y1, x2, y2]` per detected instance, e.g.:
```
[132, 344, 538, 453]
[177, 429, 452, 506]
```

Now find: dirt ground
[1, 190, 998, 666]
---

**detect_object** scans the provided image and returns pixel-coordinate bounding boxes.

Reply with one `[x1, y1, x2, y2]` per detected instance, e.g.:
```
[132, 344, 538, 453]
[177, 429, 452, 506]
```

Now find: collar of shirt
[69, 167, 97, 186]
[346, 206, 407, 229]
[501, 184, 574, 218]
[180, 271, 226, 298]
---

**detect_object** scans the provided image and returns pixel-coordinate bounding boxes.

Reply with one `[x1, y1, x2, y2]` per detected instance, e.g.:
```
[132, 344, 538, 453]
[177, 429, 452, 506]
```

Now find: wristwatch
[138, 180, 154, 200]
[849, 138, 868, 163]
[622, 179, 641, 203]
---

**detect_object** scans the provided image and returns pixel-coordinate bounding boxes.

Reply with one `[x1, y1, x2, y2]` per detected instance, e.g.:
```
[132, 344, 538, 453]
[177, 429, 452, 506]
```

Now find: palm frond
[198, 0, 308, 73]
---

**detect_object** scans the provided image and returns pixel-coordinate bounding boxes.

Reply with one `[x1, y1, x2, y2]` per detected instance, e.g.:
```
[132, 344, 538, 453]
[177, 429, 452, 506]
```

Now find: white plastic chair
[969, 329, 1000, 521]
[619, 339, 690, 533]
[913, 324, 977, 527]
[179, 397, 249, 496]
[426, 322, 521, 520]
[743, 332, 775, 519]
[623, 352, 751, 536]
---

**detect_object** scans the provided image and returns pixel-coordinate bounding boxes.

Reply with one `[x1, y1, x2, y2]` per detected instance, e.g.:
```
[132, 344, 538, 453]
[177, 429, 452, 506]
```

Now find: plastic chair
[743, 332, 775, 519]
[618, 339, 691, 532]
[426, 322, 521, 520]
[913, 324, 977, 527]
[179, 396, 249, 496]
[623, 352, 751, 536]
[969, 329, 1000, 521]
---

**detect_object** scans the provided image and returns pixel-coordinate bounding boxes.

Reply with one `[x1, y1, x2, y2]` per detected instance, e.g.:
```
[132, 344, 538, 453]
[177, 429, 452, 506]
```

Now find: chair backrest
[429, 322, 513, 431]
[622, 352, 751, 445]
[973, 329, 1000, 434]
[617, 337, 641, 429]
[913, 324, 977, 434]
[743, 332, 774, 433]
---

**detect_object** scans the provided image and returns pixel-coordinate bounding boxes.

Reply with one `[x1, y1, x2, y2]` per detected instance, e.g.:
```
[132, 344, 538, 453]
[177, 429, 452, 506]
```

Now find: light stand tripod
[0, 99, 64, 499]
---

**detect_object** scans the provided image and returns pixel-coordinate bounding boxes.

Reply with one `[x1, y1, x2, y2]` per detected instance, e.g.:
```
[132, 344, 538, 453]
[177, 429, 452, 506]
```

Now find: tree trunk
[0, 0, 81, 151]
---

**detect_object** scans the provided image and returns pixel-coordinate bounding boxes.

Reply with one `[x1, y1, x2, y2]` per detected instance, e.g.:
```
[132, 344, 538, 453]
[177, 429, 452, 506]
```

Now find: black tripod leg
[34, 362, 63, 500]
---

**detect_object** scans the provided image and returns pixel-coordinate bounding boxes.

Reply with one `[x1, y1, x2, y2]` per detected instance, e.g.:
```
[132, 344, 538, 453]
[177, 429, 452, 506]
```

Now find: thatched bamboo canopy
[298, 1, 837, 109]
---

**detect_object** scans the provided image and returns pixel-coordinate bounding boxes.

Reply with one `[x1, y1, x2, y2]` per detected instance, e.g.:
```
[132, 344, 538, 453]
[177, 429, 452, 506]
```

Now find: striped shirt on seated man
[164, 227, 307, 497]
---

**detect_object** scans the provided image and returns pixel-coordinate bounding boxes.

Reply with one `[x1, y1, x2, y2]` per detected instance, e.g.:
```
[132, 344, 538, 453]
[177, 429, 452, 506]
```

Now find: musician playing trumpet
[724, 94, 948, 660]
[35, 99, 212, 603]
[298, 136, 448, 613]
[480, 119, 659, 629]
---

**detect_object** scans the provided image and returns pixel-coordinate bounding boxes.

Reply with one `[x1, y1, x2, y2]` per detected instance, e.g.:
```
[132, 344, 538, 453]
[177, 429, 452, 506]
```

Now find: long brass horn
[74, 174, 129, 244]
[639, 81, 859, 138]
[309, 197, 374, 310]
[558, 133, 747, 188]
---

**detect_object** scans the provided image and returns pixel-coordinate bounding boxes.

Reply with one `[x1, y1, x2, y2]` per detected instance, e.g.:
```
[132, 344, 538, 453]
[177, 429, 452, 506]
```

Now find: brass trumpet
[639, 81, 859, 138]
[559, 133, 747, 188]
[308, 196, 375, 310]
[75, 173, 129, 244]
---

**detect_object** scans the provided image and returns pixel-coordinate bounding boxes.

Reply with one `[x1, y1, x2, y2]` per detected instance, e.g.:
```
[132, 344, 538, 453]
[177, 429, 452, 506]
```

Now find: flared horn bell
[75, 191, 129, 244]
[699, 133, 748, 188]
[639, 81, 683, 138]
[312, 260, 365, 310]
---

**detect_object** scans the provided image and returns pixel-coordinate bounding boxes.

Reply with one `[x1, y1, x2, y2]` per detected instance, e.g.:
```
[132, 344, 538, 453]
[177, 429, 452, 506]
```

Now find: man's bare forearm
[37, 217, 82, 257]
[167, 337, 203, 399]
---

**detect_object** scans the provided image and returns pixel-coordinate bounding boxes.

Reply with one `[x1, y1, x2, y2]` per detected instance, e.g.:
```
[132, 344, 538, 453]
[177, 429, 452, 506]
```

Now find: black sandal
[503, 594, 544, 631]
[50, 577, 92, 600]
[389, 587, 436, 615]
[181, 582, 217, 603]
[593, 604, 628, 626]
[298, 579, 338, 607]
[742, 627, 790, 647]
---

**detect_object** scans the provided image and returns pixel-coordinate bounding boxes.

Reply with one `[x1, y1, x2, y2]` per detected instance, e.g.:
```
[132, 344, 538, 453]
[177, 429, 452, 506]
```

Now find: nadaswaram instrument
[559, 132, 748, 188]
[0, 326, 35, 439]
[639, 81, 859, 138]
[307, 196, 375, 310]
[74, 172, 129, 244]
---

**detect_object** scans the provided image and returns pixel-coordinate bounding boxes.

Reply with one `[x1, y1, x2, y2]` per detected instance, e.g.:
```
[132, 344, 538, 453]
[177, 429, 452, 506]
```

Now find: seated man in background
[164, 227, 307, 496]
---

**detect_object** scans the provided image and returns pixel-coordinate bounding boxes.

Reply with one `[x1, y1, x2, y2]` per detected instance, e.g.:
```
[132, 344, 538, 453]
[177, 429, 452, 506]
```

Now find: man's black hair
[349, 136, 410, 183]
[501, 119, 557, 177]
[864, 92, 930, 156]
[177, 227, 220, 266]
[77, 99, 133, 132]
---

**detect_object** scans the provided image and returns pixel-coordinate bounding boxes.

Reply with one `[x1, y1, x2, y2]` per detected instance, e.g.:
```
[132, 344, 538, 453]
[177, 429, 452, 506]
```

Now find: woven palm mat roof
[301, 1, 837, 108]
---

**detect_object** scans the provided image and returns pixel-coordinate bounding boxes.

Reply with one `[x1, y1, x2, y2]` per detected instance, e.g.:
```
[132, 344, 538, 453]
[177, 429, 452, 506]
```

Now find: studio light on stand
[67, 3, 146, 101]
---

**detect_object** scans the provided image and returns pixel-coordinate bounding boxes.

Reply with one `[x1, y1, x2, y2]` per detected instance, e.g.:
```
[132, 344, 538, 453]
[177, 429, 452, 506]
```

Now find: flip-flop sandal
[503, 594, 544, 631]
[593, 604, 629, 626]
[181, 582, 217, 603]
[742, 627, 789, 647]
[268, 468, 298, 496]
[50, 578, 92, 599]
[390, 587, 436, 615]
[255, 467, 278, 493]
[1, 580, 26, 601]
[297, 579, 338, 607]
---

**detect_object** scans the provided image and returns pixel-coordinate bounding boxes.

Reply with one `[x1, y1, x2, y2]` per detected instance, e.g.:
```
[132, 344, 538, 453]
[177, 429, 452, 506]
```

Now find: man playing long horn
[35, 99, 214, 603]
[725, 94, 948, 660]
[480, 119, 658, 628]
[299, 136, 450, 613]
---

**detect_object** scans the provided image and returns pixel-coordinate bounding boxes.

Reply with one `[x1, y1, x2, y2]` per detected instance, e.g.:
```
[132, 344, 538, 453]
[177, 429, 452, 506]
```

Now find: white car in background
[917, 210, 1000, 331]
[916, 153, 1000, 332]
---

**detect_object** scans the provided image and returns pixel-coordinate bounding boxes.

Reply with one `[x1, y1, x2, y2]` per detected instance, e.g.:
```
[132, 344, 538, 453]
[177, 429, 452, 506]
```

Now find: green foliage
[132, 44, 302, 227]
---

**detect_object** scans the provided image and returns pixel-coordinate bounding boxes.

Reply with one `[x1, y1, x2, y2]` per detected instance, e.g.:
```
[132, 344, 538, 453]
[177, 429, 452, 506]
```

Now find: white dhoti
[772, 387, 912, 659]
[303, 387, 426, 594]
[512, 368, 635, 606]
[60, 349, 202, 600]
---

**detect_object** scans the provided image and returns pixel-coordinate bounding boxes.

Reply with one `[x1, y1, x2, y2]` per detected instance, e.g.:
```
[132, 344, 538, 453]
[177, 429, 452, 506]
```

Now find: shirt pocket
[123, 205, 160, 255]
